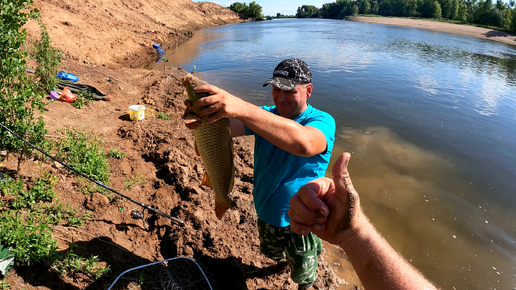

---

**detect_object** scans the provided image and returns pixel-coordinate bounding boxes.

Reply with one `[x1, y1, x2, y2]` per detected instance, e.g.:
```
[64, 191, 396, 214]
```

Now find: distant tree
[277, 12, 282, 17]
[229, 1, 262, 18]
[297, 5, 320, 17]
[352, 3, 360, 15]
[442, 0, 452, 18]
[247, 1, 263, 17]
[362, 0, 372, 14]
[372, 0, 380, 13]
[432, 0, 442, 18]
[511, 8, 516, 31]
[405, 0, 419, 16]
[342, 1, 355, 17]
[457, 1, 468, 21]
[379, 0, 393, 15]
[450, 0, 459, 19]
[420, 0, 436, 17]
[229, 2, 247, 14]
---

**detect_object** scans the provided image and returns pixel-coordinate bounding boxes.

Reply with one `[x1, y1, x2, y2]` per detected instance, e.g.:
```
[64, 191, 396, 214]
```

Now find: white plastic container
[128, 105, 145, 121]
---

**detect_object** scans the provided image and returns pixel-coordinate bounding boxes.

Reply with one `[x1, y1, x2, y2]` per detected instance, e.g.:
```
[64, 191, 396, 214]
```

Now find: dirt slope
[1, 0, 358, 289]
[26, 0, 242, 68]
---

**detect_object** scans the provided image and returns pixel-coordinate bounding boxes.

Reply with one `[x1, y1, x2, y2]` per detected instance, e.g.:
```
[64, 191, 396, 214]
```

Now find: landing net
[107, 257, 215, 290]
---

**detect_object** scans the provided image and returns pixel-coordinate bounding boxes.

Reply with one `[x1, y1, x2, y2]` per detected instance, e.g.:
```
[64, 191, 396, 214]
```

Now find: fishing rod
[0, 122, 184, 225]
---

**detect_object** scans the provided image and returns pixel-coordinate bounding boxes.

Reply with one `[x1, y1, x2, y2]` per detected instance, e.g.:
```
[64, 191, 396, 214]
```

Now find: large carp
[182, 73, 234, 219]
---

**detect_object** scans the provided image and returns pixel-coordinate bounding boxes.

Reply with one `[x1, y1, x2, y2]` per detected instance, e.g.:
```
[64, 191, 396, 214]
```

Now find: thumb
[332, 152, 351, 189]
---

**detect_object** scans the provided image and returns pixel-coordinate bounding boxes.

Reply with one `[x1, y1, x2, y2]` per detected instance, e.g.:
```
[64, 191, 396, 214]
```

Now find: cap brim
[263, 77, 297, 91]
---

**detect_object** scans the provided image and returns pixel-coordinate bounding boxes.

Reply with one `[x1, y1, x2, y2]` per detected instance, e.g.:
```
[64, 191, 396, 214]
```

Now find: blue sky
[201, 0, 328, 17]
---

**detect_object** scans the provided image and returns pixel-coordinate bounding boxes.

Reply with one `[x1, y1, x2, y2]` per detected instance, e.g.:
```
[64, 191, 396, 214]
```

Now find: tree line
[229, 1, 263, 18]
[296, 0, 516, 31]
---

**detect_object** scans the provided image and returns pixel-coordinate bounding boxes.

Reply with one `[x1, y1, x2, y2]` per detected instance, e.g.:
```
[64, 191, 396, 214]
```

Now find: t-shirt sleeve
[304, 112, 336, 153]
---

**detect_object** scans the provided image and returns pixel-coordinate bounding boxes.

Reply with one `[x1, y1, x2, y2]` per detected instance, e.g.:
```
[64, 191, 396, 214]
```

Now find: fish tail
[215, 200, 230, 219]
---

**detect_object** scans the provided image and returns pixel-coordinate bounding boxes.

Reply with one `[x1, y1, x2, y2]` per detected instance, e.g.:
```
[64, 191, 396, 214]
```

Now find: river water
[151, 18, 516, 289]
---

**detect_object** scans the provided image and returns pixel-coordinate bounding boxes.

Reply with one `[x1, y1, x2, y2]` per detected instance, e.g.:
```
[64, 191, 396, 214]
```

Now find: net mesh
[108, 257, 216, 290]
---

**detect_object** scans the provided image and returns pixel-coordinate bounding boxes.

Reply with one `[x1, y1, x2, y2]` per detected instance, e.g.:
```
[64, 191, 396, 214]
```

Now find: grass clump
[52, 242, 110, 281]
[107, 148, 126, 159]
[0, 279, 11, 289]
[7, 172, 57, 210]
[54, 129, 110, 184]
[0, 210, 58, 265]
[0, 171, 104, 274]
[124, 174, 146, 191]
[157, 112, 170, 120]
[72, 90, 95, 109]
[35, 200, 92, 227]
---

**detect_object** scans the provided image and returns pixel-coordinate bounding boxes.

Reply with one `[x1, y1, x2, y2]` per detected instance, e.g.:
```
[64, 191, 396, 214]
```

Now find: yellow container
[128, 105, 145, 121]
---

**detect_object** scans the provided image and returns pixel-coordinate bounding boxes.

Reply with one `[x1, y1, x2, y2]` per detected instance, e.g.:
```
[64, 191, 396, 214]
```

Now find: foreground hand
[288, 152, 363, 245]
[192, 84, 248, 124]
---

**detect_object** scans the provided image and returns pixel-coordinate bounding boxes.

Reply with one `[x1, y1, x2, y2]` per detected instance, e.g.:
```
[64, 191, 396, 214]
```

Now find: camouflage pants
[257, 218, 322, 285]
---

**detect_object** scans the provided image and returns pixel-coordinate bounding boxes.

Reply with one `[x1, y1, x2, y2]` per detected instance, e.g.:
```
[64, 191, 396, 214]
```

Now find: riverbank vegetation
[0, 1, 113, 287]
[229, 1, 264, 18]
[295, 0, 516, 32]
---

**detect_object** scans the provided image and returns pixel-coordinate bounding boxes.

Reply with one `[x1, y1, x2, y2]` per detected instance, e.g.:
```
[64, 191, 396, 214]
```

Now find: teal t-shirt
[244, 104, 336, 227]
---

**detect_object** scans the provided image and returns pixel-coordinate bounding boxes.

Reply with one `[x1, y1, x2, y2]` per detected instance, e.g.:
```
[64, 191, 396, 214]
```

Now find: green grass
[0, 279, 11, 290]
[0, 172, 108, 276]
[157, 112, 170, 120]
[35, 200, 92, 227]
[72, 90, 94, 109]
[0, 210, 58, 265]
[54, 129, 110, 184]
[52, 242, 110, 280]
[0, 129, 112, 279]
[0, 172, 91, 265]
[124, 174, 146, 191]
[107, 148, 126, 159]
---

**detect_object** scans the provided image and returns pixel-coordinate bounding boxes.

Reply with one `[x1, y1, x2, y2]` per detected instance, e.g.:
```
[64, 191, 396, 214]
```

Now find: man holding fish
[183, 58, 335, 290]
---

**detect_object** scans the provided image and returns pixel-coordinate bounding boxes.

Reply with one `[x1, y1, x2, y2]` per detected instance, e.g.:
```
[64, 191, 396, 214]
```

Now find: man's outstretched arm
[183, 85, 327, 156]
[288, 152, 439, 290]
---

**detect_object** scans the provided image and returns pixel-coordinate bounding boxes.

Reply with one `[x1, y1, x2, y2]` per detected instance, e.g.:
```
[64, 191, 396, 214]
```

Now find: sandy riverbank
[350, 16, 516, 46]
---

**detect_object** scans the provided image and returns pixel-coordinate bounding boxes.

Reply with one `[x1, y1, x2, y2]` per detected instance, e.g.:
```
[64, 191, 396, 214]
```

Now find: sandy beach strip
[350, 16, 516, 47]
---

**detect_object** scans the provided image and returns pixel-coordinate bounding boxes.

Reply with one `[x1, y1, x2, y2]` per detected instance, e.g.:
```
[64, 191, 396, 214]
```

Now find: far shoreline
[348, 16, 516, 47]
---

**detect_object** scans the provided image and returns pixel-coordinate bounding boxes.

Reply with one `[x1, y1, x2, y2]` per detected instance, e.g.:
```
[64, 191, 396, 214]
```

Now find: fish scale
[182, 74, 234, 219]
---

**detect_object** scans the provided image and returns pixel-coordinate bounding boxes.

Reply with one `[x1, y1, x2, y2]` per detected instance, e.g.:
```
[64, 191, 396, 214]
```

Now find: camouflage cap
[263, 58, 312, 91]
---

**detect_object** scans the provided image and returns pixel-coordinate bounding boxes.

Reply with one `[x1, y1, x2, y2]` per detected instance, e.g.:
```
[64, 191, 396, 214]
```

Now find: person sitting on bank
[288, 152, 439, 290]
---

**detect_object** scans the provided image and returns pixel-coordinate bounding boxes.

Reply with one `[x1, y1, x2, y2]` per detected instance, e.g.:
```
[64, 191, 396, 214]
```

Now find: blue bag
[56, 71, 79, 82]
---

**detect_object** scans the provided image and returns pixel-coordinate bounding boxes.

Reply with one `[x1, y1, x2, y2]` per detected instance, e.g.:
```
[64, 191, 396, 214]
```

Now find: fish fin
[201, 172, 213, 188]
[215, 200, 230, 219]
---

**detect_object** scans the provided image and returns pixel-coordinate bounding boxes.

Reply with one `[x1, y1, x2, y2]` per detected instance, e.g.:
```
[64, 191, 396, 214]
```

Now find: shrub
[0, 211, 58, 265]
[54, 129, 110, 184]
[29, 19, 61, 92]
[7, 172, 57, 210]
[0, 1, 48, 172]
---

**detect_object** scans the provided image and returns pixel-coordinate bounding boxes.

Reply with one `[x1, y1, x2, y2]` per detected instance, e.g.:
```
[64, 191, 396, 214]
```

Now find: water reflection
[332, 126, 516, 289]
[476, 75, 508, 116]
[380, 31, 516, 86]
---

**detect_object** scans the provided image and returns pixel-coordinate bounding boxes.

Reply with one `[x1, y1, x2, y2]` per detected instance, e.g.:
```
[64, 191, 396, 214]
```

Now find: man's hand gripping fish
[182, 73, 234, 219]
